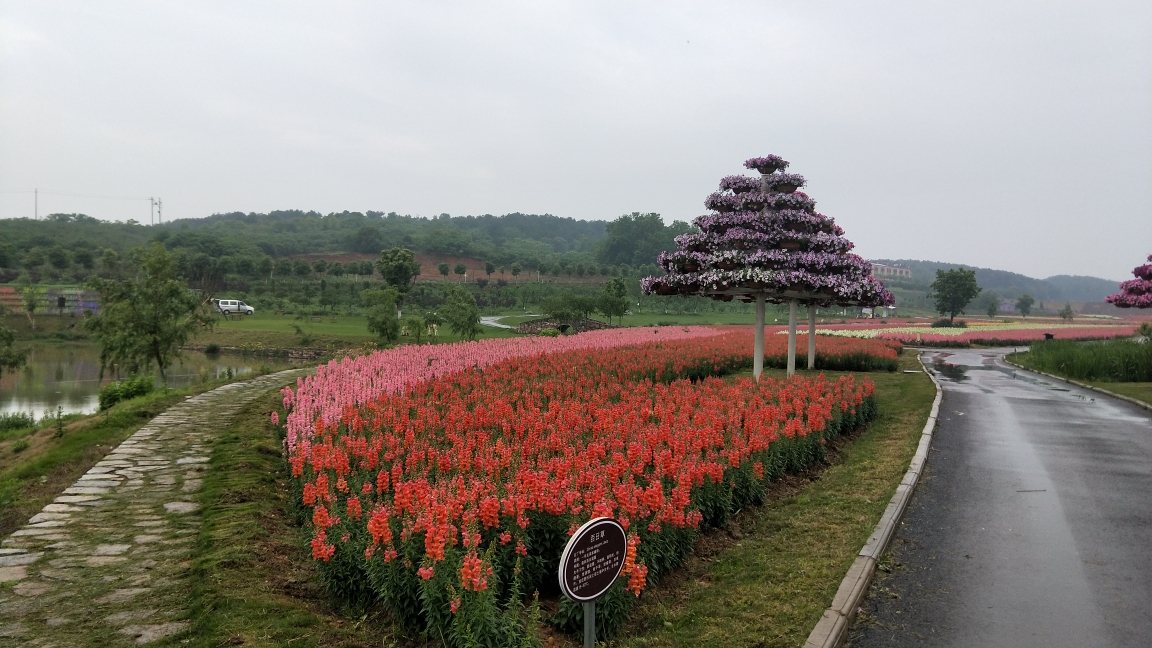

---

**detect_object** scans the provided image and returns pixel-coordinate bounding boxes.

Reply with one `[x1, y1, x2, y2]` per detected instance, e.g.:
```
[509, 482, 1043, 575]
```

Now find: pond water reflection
[0, 343, 300, 417]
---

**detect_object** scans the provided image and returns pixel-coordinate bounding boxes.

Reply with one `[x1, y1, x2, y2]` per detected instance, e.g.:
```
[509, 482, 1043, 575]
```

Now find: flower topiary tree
[642, 155, 894, 377]
[1106, 255, 1152, 309]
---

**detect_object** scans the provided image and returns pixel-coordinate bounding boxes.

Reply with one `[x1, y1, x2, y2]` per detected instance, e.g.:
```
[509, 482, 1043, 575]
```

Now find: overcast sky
[2, 1, 1149, 281]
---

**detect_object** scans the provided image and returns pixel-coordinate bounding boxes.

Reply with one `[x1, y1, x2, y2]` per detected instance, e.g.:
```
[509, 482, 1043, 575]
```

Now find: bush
[1019, 339, 1152, 382]
[11, 439, 29, 454]
[537, 328, 561, 337]
[0, 412, 36, 433]
[98, 376, 156, 411]
[205, 343, 221, 354]
[930, 319, 967, 328]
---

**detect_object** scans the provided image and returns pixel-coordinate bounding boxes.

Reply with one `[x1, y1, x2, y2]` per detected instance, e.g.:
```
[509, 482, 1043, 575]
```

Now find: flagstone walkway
[0, 368, 311, 647]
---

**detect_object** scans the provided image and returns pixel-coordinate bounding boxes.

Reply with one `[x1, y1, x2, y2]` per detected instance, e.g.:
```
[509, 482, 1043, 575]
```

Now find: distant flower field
[276, 329, 895, 644]
[797, 320, 1140, 344]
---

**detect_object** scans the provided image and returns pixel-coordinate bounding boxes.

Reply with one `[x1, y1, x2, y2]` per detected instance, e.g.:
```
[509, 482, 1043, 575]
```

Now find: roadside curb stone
[0, 368, 311, 646]
[804, 351, 943, 648]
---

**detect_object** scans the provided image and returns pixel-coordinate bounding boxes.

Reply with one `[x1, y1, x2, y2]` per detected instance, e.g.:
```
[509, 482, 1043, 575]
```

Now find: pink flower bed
[281, 326, 725, 452]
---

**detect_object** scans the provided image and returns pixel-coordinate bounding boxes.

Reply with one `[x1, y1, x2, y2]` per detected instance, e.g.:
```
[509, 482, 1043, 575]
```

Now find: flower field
[800, 319, 1139, 346]
[278, 330, 891, 644]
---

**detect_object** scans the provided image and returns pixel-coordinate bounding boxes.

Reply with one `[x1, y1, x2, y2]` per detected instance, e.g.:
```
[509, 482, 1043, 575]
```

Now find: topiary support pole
[754, 293, 766, 380]
[807, 303, 817, 370]
[787, 299, 798, 377]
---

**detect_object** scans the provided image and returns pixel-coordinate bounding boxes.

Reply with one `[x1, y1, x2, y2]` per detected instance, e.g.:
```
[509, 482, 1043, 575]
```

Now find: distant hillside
[874, 259, 1121, 303]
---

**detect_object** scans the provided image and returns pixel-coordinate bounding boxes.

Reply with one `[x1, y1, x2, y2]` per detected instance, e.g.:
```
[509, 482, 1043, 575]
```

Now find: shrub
[11, 439, 30, 453]
[537, 328, 560, 337]
[98, 376, 156, 411]
[930, 319, 967, 328]
[0, 412, 36, 433]
[205, 343, 221, 354]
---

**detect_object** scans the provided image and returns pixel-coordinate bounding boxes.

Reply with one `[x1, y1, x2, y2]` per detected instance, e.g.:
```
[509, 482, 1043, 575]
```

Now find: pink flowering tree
[1106, 255, 1152, 309]
[642, 155, 894, 377]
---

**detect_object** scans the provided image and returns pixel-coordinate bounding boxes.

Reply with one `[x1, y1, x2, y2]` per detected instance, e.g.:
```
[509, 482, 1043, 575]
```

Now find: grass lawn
[187, 387, 401, 648]
[194, 312, 520, 351]
[184, 352, 935, 647]
[1084, 382, 1152, 406]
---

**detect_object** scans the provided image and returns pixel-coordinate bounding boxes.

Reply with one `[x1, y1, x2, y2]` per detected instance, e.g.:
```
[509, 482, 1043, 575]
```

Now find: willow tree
[643, 155, 893, 378]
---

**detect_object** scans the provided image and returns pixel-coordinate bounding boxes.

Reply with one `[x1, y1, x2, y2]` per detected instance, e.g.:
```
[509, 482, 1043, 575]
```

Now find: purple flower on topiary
[644, 154, 894, 308]
[744, 156, 789, 174]
[1106, 254, 1152, 308]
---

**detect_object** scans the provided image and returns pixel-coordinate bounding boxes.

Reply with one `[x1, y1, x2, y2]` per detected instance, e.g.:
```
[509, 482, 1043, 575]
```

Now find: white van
[217, 299, 254, 316]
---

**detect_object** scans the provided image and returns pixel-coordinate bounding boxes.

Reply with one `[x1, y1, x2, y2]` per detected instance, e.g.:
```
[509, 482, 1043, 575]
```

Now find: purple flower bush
[644, 154, 895, 307]
[1106, 255, 1152, 308]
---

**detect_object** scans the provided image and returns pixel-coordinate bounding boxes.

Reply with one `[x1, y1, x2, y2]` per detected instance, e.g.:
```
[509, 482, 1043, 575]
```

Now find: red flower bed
[279, 331, 886, 643]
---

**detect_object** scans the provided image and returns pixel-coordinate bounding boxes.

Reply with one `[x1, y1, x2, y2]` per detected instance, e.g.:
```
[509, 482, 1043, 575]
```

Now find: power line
[0, 188, 154, 202]
[1, 188, 158, 221]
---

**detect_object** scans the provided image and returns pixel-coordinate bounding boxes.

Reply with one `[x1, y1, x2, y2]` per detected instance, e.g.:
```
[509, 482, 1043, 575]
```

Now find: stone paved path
[0, 368, 311, 647]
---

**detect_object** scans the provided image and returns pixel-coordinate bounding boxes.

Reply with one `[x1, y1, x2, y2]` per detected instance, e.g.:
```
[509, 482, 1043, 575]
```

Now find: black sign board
[558, 517, 627, 602]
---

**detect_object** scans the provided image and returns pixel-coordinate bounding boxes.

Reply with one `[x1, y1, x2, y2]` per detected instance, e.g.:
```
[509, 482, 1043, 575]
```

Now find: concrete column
[808, 303, 817, 369]
[754, 294, 765, 380]
[787, 299, 797, 377]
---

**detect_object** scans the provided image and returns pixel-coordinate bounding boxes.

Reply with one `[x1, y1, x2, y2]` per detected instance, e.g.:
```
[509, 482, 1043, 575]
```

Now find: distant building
[870, 263, 912, 279]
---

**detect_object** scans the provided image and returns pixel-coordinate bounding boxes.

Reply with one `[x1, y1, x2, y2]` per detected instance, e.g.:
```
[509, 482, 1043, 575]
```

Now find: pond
[0, 343, 303, 418]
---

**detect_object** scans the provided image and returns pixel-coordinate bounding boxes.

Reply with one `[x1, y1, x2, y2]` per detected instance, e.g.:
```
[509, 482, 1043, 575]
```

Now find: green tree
[438, 262, 451, 277]
[440, 287, 482, 341]
[84, 243, 214, 384]
[0, 305, 28, 376]
[362, 287, 401, 344]
[599, 277, 629, 325]
[511, 263, 522, 280]
[454, 263, 467, 280]
[984, 291, 1000, 319]
[598, 212, 693, 266]
[17, 273, 45, 330]
[929, 268, 981, 324]
[352, 226, 384, 254]
[485, 261, 495, 277]
[48, 246, 71, 270]
[312, 258, 328, 274]
[274, 258, 293, 277]
[1059, 303, 1074, 321]
[376, 248, 421, 295]
[293, 259, 312, 278]
[73, 248, 95, 270]
[328, 261, 344, 277]
[402, 314, 426, 344]
[24, 247, 46, 269]
[1016, 294, 1035, 318]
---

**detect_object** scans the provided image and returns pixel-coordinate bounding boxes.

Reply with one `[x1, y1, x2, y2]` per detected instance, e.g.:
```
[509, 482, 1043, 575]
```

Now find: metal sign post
[558, 517, 628, 648]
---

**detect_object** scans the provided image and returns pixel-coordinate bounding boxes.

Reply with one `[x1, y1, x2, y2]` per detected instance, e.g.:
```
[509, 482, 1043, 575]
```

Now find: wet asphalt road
[848, 348, 1152, 648]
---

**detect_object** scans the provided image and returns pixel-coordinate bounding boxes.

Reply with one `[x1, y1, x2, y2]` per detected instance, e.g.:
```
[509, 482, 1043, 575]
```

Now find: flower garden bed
[803, 321, 1139, 347]
[276, 329, 897, 644]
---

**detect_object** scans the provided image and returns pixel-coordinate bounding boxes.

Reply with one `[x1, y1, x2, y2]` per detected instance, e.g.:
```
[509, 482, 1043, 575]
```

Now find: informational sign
[558, 517, 627, 602]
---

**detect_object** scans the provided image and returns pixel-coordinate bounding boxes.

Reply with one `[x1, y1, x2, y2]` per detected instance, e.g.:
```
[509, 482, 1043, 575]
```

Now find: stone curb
[1001, 358, 1152, 412]
[803, 353, 943, 648]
